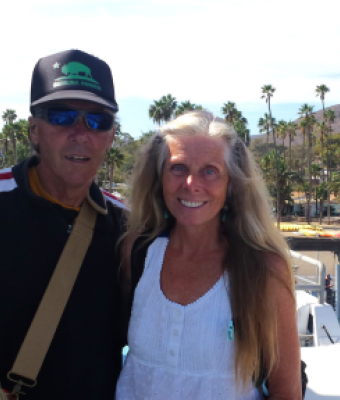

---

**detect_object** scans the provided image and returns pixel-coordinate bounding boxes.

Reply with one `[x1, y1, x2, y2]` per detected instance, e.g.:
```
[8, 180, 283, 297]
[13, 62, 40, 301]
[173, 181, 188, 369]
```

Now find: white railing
[290, 250, 326, 304]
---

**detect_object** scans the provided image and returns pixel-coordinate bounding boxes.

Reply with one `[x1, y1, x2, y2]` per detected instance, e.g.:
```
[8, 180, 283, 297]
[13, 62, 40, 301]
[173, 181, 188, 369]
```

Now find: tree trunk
[321, 103, 331, 225]
[283, 138, 285, 164]
[315, 187, 318, 221]
[12, 136, 17, 165]
[109, 162, 113, 194]
[268, 100, 280, 229]
[327, 125, 332, 225]
[319, 197, 324, 223]
[307, 117, 312, 225]
[289, 135, 292, 172]
[302, 133, 306, 176]
[104, 161, 109, 191]
[319, 133, 324, 225]
[111, 162, 115, 194]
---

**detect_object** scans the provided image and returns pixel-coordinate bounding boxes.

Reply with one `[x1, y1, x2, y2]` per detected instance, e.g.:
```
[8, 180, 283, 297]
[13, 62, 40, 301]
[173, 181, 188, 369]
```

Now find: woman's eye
[171, 164, 186, 175]
[203, 167, 219, 180]
[204, 167, 217, 175]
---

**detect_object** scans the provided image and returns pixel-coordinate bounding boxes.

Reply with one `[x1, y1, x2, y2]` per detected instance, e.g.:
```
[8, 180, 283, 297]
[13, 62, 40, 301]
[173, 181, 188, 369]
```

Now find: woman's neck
[169, 221, 226, 256]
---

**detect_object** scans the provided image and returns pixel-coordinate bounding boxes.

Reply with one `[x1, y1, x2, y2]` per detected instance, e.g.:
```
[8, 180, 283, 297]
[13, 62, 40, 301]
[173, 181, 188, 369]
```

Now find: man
[0, 50, 128, 399]
[325, 273, 335, 308]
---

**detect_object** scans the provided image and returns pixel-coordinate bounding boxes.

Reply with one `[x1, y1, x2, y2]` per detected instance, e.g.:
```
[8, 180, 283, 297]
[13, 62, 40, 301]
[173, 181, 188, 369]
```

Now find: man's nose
[70, 116, 89, 142]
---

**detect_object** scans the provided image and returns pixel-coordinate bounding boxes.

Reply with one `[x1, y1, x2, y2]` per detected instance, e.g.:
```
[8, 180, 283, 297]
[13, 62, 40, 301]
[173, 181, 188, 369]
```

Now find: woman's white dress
[116, 236, 260, 400]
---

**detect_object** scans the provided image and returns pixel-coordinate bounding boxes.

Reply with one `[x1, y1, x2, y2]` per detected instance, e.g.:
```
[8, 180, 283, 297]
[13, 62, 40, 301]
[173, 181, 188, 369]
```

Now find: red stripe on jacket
[102, 190, 124, 204]
[0, 172, 13, 180]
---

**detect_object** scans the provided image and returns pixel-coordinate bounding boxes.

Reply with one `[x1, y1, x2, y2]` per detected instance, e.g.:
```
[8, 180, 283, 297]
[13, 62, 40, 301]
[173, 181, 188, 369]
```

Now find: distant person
[117, 111, 301, 399]
[325, 273, 335, 307]
[0, 49, 127, 399]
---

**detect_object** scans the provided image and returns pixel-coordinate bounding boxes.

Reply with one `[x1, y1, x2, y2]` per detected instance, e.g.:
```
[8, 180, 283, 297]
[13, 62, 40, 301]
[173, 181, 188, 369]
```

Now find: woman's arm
[266, 255, 302, 400]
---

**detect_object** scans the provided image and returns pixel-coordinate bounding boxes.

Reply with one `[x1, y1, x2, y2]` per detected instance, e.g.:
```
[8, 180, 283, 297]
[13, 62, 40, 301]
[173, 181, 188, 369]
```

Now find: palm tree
[234, 110, 248, 125]
[0, 132, 5, 167]
[315, 120, 327, 223]
[315, 84, 330, 116]
[297, 119, 307, 173]
[103, 155, 110, 190]
[309, 113, 317, 131]
[329, 171, 340, 201]
[315, 183, 327, 220]
[2, 122, 22, 165]
[260, 85, 275, 111]
[149, 99, 164, 126]
[2, 109, 17, 125]
[286, 121, 297, 172]
[311, 163, 322, 218]
[2, 109, 17, 155]
[175, 101, 203, 117]
[324, 109, 336, 224]
[316, 85, 330, 222]
[233, 110, 250, 145]
[159, 94, 177, 123]
[277, 120, 287, 161]
[221, 101, 238, 125]
[14, 119, 30, 161]
[261, 84, 280, 226]
[258, 113, 272, 144]
[298, 104, 315, 224]
[105, 147, 124, 193]
[261, 150, 302, 221]
[234, 120, 250, 145]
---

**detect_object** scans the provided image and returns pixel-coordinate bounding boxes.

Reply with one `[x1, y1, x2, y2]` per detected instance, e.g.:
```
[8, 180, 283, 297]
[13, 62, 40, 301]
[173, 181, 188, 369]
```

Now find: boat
[293, 250, 340, 399]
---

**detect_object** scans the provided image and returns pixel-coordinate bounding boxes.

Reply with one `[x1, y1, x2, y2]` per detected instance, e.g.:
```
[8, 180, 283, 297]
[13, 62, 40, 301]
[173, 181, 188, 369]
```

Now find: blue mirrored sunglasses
[33, 106, 115, 131]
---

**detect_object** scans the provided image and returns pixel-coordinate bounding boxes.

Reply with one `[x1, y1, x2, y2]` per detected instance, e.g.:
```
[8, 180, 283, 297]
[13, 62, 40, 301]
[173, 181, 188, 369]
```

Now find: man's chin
[59, 173, 95, 189]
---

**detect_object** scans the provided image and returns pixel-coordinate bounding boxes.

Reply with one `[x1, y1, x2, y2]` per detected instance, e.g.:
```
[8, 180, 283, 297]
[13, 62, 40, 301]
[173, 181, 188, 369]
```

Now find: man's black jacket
[0, 157, 127, 400]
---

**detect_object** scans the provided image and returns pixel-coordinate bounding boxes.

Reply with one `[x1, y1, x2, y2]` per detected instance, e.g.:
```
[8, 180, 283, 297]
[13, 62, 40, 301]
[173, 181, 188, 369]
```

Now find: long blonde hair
[126, 111, 294, 387]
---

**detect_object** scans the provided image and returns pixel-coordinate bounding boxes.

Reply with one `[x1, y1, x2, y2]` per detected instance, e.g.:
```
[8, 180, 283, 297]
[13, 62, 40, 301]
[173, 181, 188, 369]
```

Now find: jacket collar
[12, 156, 107, 215]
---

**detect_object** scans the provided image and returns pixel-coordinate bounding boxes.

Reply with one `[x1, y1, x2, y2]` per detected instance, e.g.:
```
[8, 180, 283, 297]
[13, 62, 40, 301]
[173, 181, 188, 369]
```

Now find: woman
[117, 111, 301, 399]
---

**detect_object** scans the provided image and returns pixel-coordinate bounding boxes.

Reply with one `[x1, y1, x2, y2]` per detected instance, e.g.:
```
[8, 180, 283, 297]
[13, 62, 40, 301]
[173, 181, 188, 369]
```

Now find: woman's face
[162, 135, 229, 229]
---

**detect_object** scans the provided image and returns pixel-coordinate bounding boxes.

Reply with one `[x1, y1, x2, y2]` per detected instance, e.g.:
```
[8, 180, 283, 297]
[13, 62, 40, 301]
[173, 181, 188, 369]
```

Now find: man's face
[29, 99, 115, 190]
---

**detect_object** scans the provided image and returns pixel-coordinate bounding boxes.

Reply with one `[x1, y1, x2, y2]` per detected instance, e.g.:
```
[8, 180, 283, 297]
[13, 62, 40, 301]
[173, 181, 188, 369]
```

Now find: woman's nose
[185, 174, 201, 191]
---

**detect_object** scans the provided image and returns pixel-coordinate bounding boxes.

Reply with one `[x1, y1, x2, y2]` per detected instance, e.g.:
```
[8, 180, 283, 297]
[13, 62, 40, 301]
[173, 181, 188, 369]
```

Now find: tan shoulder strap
[8, 199, 97, 387]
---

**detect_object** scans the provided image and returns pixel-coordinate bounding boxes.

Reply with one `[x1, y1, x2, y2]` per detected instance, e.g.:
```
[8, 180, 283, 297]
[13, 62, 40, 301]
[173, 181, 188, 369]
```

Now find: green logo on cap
[53, 62, 102, 91]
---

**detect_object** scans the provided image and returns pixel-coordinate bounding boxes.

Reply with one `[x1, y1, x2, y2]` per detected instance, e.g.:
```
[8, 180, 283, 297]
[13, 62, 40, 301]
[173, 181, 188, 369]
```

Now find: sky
[1, 0, 340, 139]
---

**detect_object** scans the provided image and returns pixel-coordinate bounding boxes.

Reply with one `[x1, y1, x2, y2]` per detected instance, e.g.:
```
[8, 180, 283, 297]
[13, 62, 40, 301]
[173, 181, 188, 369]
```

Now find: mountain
[251, 104, 340, 146]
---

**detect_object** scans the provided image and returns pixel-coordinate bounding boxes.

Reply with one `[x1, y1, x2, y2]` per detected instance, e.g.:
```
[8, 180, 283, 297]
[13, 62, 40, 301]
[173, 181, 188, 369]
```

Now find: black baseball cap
[30, 49, 118, 113]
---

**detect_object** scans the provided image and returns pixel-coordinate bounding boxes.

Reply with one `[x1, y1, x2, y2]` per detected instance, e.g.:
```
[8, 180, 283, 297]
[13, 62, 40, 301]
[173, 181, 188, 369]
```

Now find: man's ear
[29, 116, 39, 145]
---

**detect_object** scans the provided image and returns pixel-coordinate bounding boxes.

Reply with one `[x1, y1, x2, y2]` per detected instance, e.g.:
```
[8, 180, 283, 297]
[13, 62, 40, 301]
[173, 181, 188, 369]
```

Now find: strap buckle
[7, 373, 37, 398]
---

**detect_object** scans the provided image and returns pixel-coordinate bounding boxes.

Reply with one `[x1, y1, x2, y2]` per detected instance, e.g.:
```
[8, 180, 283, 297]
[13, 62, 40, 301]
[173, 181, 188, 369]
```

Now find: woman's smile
[179, 199, 207, 208]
